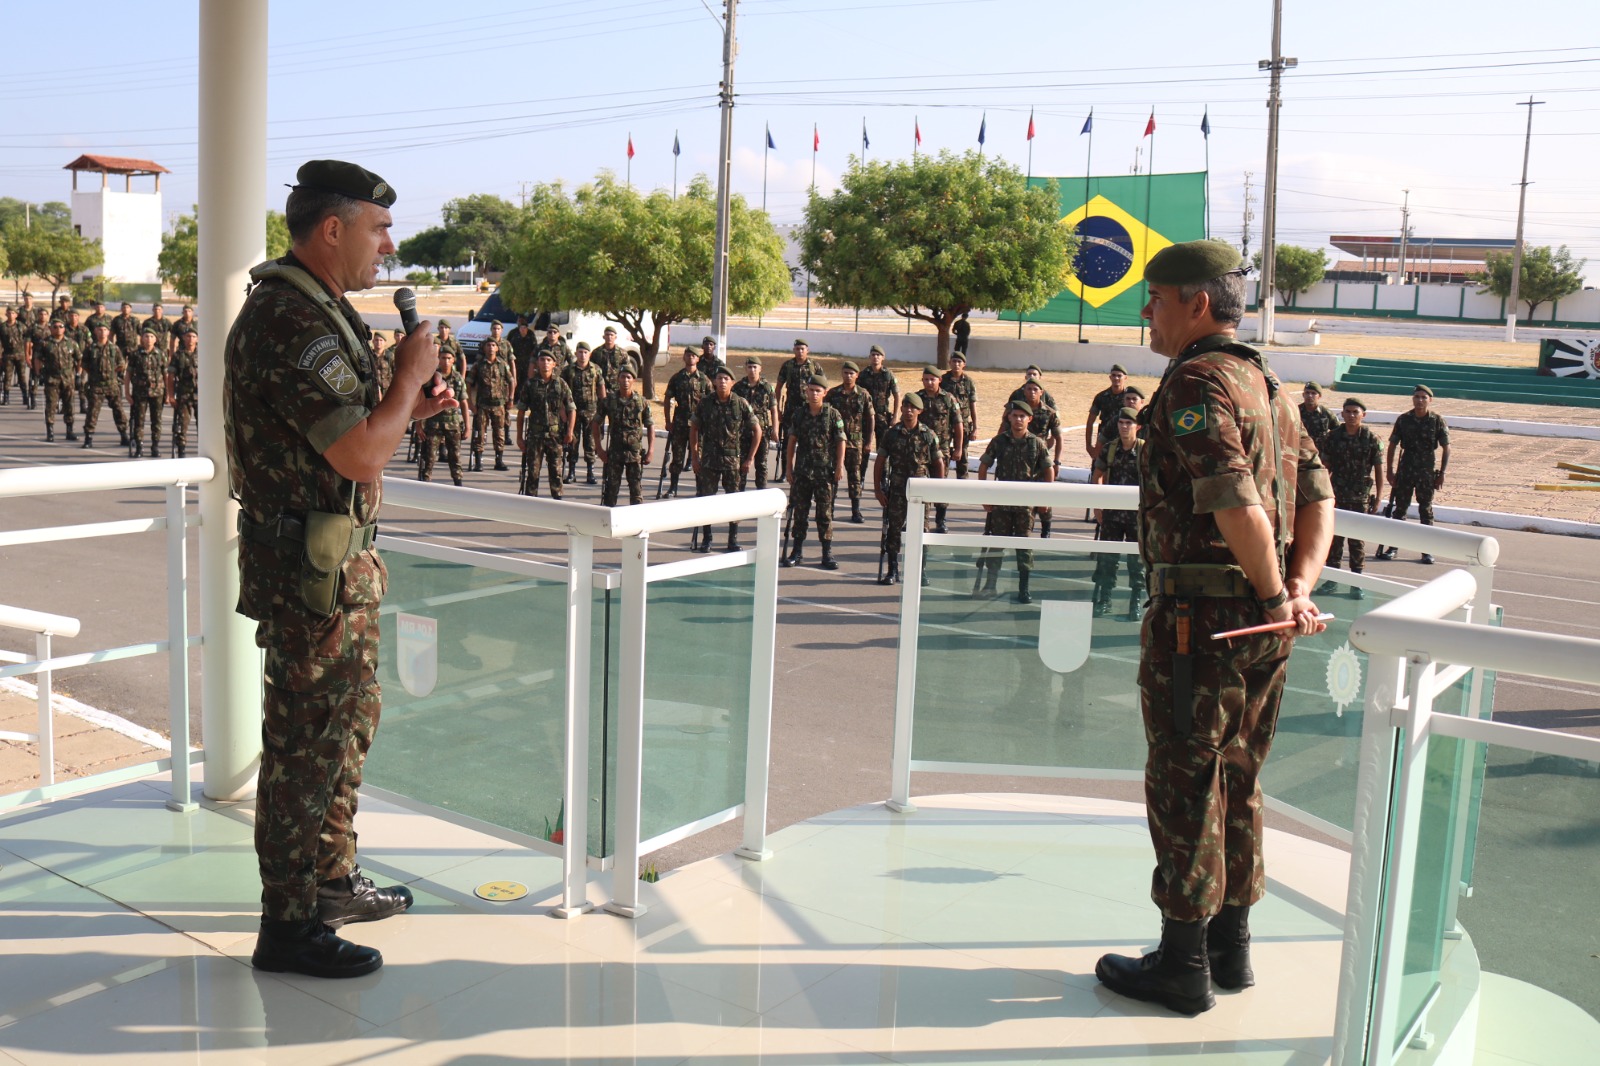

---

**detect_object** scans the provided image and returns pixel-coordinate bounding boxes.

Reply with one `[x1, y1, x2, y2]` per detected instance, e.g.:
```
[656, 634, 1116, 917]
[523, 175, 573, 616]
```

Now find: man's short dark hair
[1178, 274, 1246, 327]
[286, 186, 366, 244]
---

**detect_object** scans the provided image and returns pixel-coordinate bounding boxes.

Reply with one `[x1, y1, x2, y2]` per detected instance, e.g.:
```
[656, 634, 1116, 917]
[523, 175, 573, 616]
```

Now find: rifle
[1373, 490, 1397, 558]
[655, 443, 670, 499]
[779, 489, 797, 558]
[517, 439, 532, 496]
[877, 522, 888, 584]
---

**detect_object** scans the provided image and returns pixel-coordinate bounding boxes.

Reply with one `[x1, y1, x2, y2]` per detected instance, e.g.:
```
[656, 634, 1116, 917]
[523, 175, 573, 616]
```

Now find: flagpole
[913, 115, 918, 158]
[1139, 111, 1155, 347]
[762, 125, 769, 213]
[1020, 108, 1034, 339]
[805, 123, 817, 329]
[1203, 108, 1211, 239]
[626, 131, 632, 190]
[1077, 109, 1093, 344]
[673, 130, 680, 201]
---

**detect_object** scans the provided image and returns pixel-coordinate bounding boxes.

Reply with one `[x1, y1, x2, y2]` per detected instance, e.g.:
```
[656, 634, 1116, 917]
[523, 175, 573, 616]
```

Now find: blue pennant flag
[862, 120, 869, 152]
[766, 125, 775, 151]
[977, 113, 986, 146]
[1200, 109, 1210, 138]
[1081, 110, 1093, 135]
[673, 133, 681, 157]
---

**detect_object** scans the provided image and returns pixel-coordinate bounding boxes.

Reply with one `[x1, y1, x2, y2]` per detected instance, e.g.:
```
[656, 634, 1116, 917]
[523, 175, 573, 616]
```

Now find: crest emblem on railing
[1327, 643, 1362, 717]
[396, 612, 438, 698]
[1037, 600, 1093, 674]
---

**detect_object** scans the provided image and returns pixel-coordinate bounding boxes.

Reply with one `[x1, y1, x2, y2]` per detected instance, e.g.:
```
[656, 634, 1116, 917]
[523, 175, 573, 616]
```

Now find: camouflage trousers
[42, 379, 75, 430]
[471, 405, 507, 461]
[172, 393, 198, 452]
[130, 392, 163, 449]
[601, 453, 645, 506]
[255, 606, 382, 922]
[570, 407, 598, 463]
[696, 464, 742, 541]
[863, 417, 891, 483]
[740, 432, 769, 490]
[1326, 497, 1370, 572]
[522, 436, 564, 498]
[666, 421, 693, 478]
[978, 505, 1035, 574]
[841, 444, 864, 503]
[950, 430, 971, 479]
[790, 473, 836, 543]
[1138, 596, 1291, 922]
[1093, 514, 1143, 590]
[419, 427, 462, 482]
[0, 355, 27, 399]
[83, 386, 126, 438]
[1390, 472, 1437, 526]
[880, 484, 930, 560]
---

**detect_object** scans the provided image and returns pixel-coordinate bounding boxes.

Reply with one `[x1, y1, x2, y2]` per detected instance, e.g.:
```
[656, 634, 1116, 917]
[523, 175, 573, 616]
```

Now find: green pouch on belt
[300, 508, 358, 618]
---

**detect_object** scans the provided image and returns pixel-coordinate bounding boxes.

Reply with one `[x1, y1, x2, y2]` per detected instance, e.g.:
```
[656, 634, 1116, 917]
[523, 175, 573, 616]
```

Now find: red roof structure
[63, 154, 170, 176]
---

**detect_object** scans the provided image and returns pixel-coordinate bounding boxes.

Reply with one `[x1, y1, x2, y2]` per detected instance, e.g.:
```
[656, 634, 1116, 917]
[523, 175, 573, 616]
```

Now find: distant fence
[1248, 280, 1600, 329]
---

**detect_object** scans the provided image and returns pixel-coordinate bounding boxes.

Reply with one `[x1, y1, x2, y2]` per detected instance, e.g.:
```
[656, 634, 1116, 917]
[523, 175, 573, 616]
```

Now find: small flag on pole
[627, 134, 635, 159]
[862, 119, 869, 152]
[977, 113, 987, 146]
[914, 118, 922, 147]
[766, 125, 776, 150]
[1144, 111, 1156, 137]
[673, 132, 680, 157]
[1081, 109, 1093, 135]
[1027, 109, 1036, 141]
[1200, 109, 1211, 138]
[813, 124, 819, 152]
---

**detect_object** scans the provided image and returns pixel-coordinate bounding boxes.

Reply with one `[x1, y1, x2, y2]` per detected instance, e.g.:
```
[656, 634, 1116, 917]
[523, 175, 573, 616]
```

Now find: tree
[382, 253, 401, 282]
[158, 207, 293, 298]
[798, 150, 1076, 368]
[266, 210, 290, 259]
[397, 226, 451, 277]
[3, 223, 101, 303]
[500, 173, 791, 397]
[1477, 244, 1587, 320]
[0, 199, 71, 234]
[439, 194, 522, 274]
[1252, 244, 1327, 307]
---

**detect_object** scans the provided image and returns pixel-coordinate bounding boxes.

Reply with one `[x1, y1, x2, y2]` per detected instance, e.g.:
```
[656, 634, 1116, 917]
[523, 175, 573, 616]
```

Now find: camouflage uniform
[372, 347, 395, 395]
[127, 341, 168, 455]
[1389, 410, 1448, 526]
[663, 365, 711, 493]
[1298, 401, 1336, 450]
[169, 345, 201, 455]
[691, 391, 757, 548]
[81, 340, 128, 443]
[419, 368, 467, 484]
[1087, 385, 1128, 452]
[1322, 425, 1382, 572]
[1136, 334, 1331, 923]
[1092, 436, 1145, 611]
[466, 355, 514, 469]
[517, 372, 574, 498]
[27, 318, 51, 404]
[1010, 384, 1058, 411]
[507, 326, 540, 386]
[877, 420, 943, 562]
[49, 301, 72, 325]
[976, 430, 1053, 582]
[563, 359, 606, 472]
[110, 312, 142, 356]
[593, 391, 653, 506]
[823, 381, 875, 511]
[786, 403, 845, 548]
[436, 332, 465, 370]
[66, 322, 92, 412]
[84, 310, 114, 336]
[775, 356, 813, 430]
[37, 336, 81, 436]
[222, 253, 388, 923]
[170, 315, 199, 352]
[590, 342, 637, 394]
[0, 317, 28, 405]
[917, 386, 963, 528]
[856, 363, 899, 477]
[940, 370, 977, 480]
[141, 313, 172, 354]
[732, 375, 777, 490]
[536, 335, 573, 370]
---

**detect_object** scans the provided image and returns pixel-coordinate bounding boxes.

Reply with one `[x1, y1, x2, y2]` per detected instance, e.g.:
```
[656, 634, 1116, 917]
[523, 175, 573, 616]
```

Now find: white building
[66, 153, 168, 285]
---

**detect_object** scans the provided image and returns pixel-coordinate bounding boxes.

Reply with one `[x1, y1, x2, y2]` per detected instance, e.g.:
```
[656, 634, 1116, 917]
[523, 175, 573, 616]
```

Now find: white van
[457, 290, 661, 367]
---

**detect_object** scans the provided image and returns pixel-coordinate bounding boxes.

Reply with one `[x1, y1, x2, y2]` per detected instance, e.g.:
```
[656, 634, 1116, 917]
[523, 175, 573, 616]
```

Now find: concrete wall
[1248, 278, 1600, 326]
[71, 188, 162, 284]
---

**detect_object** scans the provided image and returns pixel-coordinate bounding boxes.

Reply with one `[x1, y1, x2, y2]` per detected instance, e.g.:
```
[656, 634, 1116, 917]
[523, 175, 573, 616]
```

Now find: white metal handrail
[0, 457, 214, 498]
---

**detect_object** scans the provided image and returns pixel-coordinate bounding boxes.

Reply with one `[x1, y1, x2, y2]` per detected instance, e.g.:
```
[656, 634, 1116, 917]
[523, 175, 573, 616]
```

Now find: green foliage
[439, 193, 522, 272]
[1251, 244, 1327, 306]
[0, 199, 71, 234]
[397, 226, 451, 273]
[404, 270, 435, 285]
[500, 172, 791, 397]
[157, 207, 293, 298]
[799, 150, 1076, 367]
[2, 222, 101, 302]
[266, 210, 290, 259]
[0, 233, 8, 279]
[382, 253, 401, 282]
[1477, 244, 1587, 319]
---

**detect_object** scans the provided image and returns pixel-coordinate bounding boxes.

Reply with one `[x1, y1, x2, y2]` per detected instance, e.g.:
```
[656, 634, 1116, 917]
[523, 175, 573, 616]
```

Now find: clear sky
[2, 0, 1596, 282]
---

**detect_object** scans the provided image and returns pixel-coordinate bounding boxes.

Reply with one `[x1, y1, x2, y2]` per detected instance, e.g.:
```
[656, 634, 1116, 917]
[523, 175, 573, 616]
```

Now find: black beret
[1144, 239, 1245, 285]
[1343, 397, 1367, 411]
[1006, 399, 1033, 416]
[293, 159, 397, 208]
[840, 360, 859, 373]
[902, 393, 924, 410]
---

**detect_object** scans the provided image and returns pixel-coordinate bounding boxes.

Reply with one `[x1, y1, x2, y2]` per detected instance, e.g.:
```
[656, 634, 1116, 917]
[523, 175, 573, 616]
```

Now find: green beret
[921, 364, 940, 377]
[1006, 399, 1033, 416]
[1110, 363, 1127, 374]
[793, 338, 808, 347]
[683, 346, 700, 358]
[535, 348, 555, 360]
[745, 357, 761, 367]
[902, 393, 924, 410]
[702, 335, 716, 345]
[438, 319, 451, 328]
[1021, 379, 1043, 392]
[141, 325, 156, 335]
[1144, 239, 1244, 285]
[1413, 383, 1433, 397]
[1118, 406, 1139, 421]
[1026, 364, 1043, 374]
[869, 344, 885, 356]
[1303, 381, 1323, 394]
[840, 360, 859, 373]
[293, 159, 396, 208]
[950, 351, 966, 363]
[617, 364, 636, 378]
[1343, 397, 1367, 411]
[712, 364, 734, 379]
[575, 341, 590, 352]
[1123, 385, 1145, 399]
[806, 372, 828, 388]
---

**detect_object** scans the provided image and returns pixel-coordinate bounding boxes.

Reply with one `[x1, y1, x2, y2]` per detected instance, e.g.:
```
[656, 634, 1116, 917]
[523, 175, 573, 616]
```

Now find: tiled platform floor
[0, 779, 1348, 1064]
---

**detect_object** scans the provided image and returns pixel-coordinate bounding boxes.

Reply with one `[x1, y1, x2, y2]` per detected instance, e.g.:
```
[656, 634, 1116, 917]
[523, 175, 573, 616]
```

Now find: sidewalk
[0, 688, 162, 796]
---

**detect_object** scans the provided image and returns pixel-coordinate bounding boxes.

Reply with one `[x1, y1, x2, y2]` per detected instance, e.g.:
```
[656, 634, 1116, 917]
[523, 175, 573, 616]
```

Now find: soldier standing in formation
[732, 357, 776, 490]
[824, 360, 876, 524]
[940, 352, 978, 482]
[1089, 406, 1144, 619]
[466, 338, 513, 472]
[479, 320, 507, 367]
[592, 364, 653, 506]
[126, 326, 167, 457]
[111, 301, 142, 357]
[1317, 397, 1383, 597]
[66, 310, 92, 414]
[81, 322, 129, 450]
[1084, 363, 1130, 461]
[1008, 365, 1057, 412]
[872, 393, 944, 586]
[1095, 239, 1332, 1017]
[37, 319, 81, 442]
[689, 365, 759, 552]
[517, 349, 575, 498]
[1376, 384, 1449, 564]
[370, 331, 394, 395]
[856, 344, 898, 486]
[508, 314, 539, 388]
[27, 308, 50, 407]
[974, 400, 1054, 604]
[419, 343, 467, 486]
[783, 373, 846, 571]
[590, 325, 633, 393]
[537, 322, 572, 369]
[1298, 382, 1336, 449]
[0, 306, 29, 407]
[435, 319, 464, 369]
[698, 334, 725, 381]
[84, 300, 113, 336]
[1014, 379, 1063, 537]
[143, 302, 171, 354]
[563, 342, 605, 484]
[170, 304, 199, 354]
[168, 330, 201, 458]
[661, 346, 710, 498]
[50, 294, 73, 324]
[914, 366, 964, 534]
[773, 338, 813, 477]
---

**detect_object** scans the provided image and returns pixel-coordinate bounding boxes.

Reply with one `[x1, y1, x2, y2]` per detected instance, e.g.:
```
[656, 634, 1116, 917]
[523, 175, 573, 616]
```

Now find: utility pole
[1257, 0, 1295, 347]
[517, 181, 534, 209]
[709, 0, 738, 353]
[1241, 171, 1255, 260]
[1506, 95, 1544, 342]
[1397, 189, 1410, 281]
[1130, 144, 1142, 175]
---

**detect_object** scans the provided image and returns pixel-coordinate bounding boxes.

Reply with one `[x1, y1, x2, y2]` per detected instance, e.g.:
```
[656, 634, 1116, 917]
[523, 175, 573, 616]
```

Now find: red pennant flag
[915, 119, 922, 147]
[1027, 111, 1035, 141]
[813, 124, 820, 152]
[1144, 112, 1156, 137]
[627, 135, 635, 159]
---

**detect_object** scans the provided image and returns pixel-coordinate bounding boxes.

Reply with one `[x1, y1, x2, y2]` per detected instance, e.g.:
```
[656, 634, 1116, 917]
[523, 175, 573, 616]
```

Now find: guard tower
[65, 153, 169, 284]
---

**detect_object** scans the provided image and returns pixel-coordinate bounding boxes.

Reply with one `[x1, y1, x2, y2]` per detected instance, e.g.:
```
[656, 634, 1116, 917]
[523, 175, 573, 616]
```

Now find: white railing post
[34, 632, 53, 787]
[605, 535, 650, 918]
[737, 511, 780, 861]
[164, 483, 198, 813]
[887, 486, 927, 814]
[554, 533, 595, 918]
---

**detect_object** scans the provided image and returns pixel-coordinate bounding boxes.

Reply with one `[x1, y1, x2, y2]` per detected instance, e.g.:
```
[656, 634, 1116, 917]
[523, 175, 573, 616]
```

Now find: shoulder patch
[1172, 404, 1208, 436]
[307, 340, 360, 400]
[298, 335, 341, 369]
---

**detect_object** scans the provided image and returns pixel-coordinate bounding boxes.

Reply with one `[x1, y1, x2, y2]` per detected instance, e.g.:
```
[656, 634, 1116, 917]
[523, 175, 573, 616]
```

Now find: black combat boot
[82, 434, 92, 449]
[1039, 513, 1052, 538]
[1096, 918, 1215, 1016]
[1206, 904, 1254, 991]
[781, 533, 804, 568]
[667, 472, 680, 498]
[119, 430, 129, 447]
[586, 461, 597, 485]
[934, 504, 948, 535]
[1126, 589, 1145, 622]
[850, 500, 864, 524]
[470, 451, 481, 473]
[820, 542, 839, 571]
[45, 426, 54, 442]
[1092, 583, 1112, 617]
[726, 524, 741, 553]
[880, 558, 899, 586]
[1314, 579, 1339, 596]
[316, 865, 415, 929]
[1014, 571, 1031, 604]
[1420, 553, 1434, 565]
[134, 440, 143, 458]
[177, 445, 187, 459]
[252, 917, 382, 978]
[65, 428, 78, 442]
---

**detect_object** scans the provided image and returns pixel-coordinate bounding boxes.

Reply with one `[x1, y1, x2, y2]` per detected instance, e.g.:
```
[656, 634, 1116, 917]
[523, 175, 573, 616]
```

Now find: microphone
[393, 288, 440, 397]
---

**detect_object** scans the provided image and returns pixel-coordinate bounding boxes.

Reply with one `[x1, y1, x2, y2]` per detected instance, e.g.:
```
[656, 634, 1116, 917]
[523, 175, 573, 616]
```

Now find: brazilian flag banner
[1005, 171, 1207, 328]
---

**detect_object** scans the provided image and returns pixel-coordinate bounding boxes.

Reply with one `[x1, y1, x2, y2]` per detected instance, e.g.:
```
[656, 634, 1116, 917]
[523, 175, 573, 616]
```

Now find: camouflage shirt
[1009, 384, 1058, 411]
[857, 366, 899, 422]
[170, 318, 199, 350]
[478, 332, 508, 364]
[141, 315, 172, 349]
[786, 403, 845, 480]
[915, 388, 963, 453]
[373, 349, 395, 394]
[437, 334, 465, 365]
[1321, 425, 1382, 503]
[1137, 335, 1332, 570]
[518, 372, 575, 439]
[536, 337, 573, 369]
[0, 320, 25, 357]
[776, 356, 813, 414]
[590, 344, 636, 393]
[109, 314, 142, 355]
[1298, 402, 1336, 448]
[1390, 411, 1449, 478]
[37, 337, 81, 380]
[664, 367, 711, 426]
[82, 341, 124, 390]
[940, 370, 977, 430]
[563, 361, 605, 412]
[222, 253, 385, 622]
[732, 378, 777, 431]
[84, 312, 114, 335]
[28, 322, 52, 356]
[128, 346, 168, 397]
[879, 422, 942, 487]
[1088, 385, 1129, 444]
[67, 324, 92, 353]
[169, 347, 200, 397]
[594, 392, 653, 458]
[426, 369, 468, 433]
[823, 383, 875, 445]
[980, 430, 1053, 485]
[468, 356, 514, 407]
[506, 327, 540, 378]
[692, 393, 756, 471]
[1093, 436, 1143, 487]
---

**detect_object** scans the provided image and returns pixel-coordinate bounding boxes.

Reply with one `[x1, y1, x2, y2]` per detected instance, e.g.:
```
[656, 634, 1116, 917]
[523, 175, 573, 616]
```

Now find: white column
[198, 0, 268, 801]
[736, 511, 780, 861]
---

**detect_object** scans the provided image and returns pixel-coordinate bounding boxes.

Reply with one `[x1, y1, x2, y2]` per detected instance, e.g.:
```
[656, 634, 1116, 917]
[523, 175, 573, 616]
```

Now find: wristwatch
[1256, 587, 1289, 612]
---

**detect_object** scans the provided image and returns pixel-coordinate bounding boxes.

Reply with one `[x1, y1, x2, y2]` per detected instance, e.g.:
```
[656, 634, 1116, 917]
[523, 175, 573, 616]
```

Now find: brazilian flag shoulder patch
[1171, 404, 1207, 436]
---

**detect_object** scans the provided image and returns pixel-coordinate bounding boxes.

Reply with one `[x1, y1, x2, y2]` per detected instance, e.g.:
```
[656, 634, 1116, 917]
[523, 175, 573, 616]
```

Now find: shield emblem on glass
[396, 612, 438, 698]
[1037, 600, 1093, 674]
